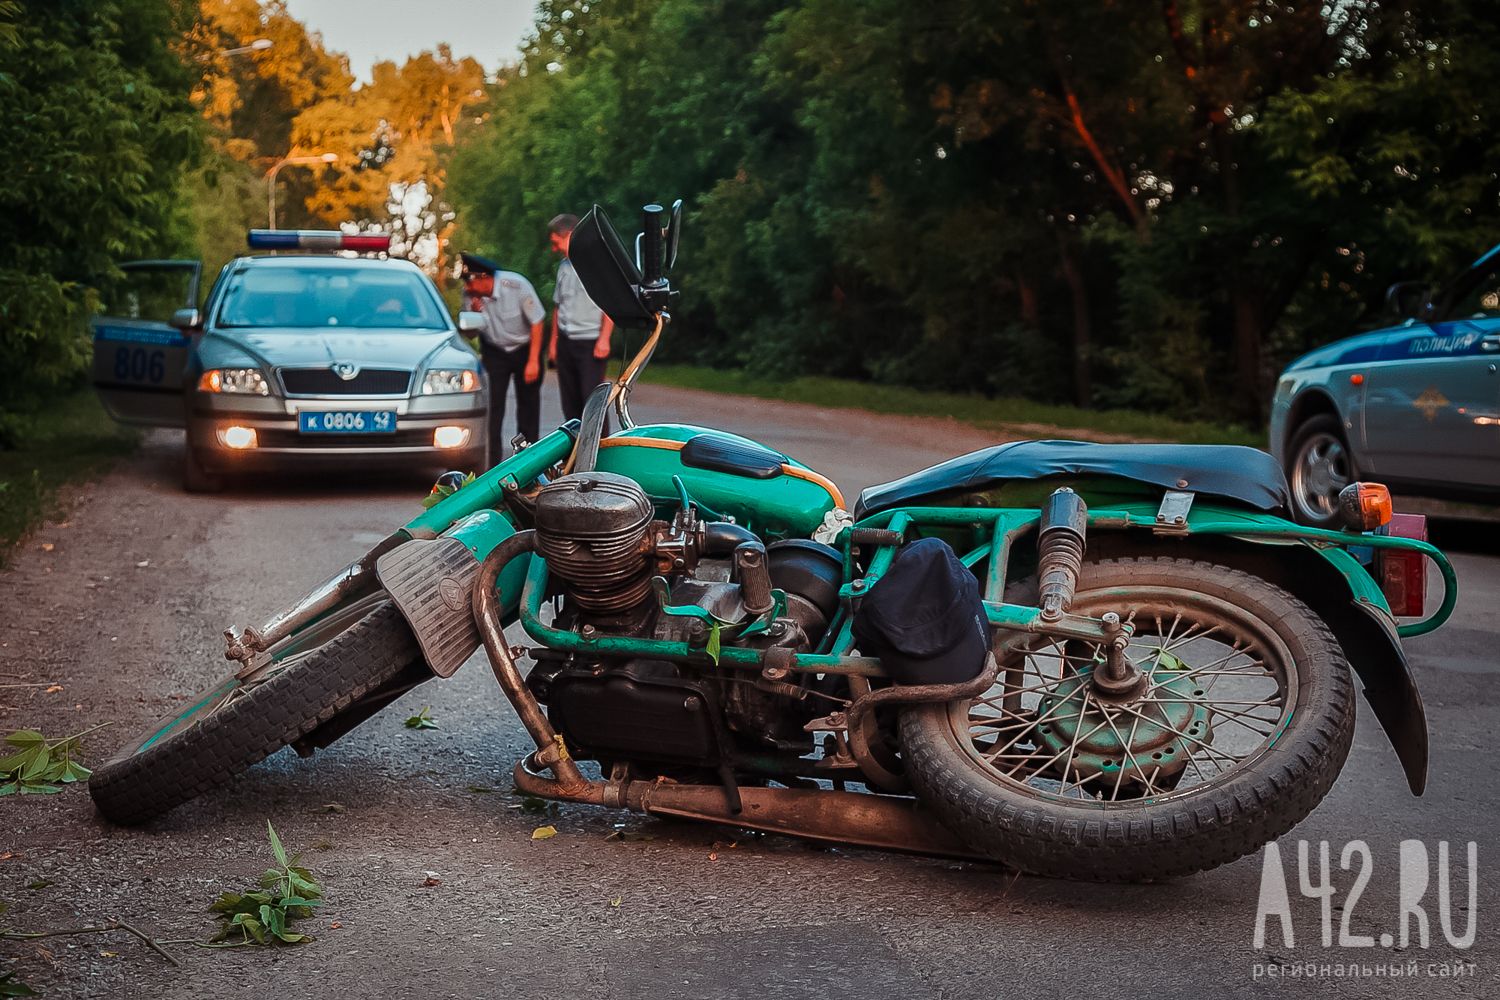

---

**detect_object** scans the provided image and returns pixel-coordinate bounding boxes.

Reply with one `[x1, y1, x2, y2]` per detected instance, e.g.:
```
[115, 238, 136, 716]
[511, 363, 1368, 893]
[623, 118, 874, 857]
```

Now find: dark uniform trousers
[481, 343, 540, 456]
[555, 336, 609, 424]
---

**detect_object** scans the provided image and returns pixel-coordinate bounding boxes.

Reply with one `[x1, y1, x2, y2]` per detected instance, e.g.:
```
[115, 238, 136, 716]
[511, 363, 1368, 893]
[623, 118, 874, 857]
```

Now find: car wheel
[1286, 414, 1353, 527]
[183, 445, 225, 493]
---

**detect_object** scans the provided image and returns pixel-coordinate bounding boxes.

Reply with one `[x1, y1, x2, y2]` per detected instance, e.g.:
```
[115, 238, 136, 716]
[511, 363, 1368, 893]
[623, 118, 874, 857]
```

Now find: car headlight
[422, 369, 480, 395]
[197, 368, 270, 396]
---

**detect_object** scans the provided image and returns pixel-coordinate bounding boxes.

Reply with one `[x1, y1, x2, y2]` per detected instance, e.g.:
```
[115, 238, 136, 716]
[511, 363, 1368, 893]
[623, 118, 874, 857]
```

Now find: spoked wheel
[90, 595, 425, 825]
[900, 557, 1355, 881]
[1287, 415, 1353, 527]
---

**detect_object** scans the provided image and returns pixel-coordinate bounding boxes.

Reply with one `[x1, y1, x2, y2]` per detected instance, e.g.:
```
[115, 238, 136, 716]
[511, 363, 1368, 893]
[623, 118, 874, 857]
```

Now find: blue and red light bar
[246, 230, 392, 253]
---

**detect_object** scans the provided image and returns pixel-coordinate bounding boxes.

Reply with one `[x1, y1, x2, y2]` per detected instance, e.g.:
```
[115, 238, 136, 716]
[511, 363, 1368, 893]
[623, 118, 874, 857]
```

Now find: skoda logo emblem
[332, 363, 359, 381]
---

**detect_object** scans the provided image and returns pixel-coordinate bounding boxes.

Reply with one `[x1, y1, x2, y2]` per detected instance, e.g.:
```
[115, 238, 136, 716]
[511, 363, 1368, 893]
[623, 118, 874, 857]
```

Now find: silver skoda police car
[91, 231, 490, 491]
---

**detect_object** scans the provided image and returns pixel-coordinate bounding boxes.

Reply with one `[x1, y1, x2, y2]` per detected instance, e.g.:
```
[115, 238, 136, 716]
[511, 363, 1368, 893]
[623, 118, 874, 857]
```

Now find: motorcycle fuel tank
[593, 423, 843, 539]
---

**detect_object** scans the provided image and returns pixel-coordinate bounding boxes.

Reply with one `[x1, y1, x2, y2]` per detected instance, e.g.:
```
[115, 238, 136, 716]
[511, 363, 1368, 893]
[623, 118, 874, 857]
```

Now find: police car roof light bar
[246, 230, 392, 253]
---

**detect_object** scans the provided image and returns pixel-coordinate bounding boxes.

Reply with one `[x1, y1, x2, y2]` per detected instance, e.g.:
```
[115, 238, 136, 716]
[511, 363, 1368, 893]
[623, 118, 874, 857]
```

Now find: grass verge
[0, 390, 138, 563]
[634, 364, 1260, 447]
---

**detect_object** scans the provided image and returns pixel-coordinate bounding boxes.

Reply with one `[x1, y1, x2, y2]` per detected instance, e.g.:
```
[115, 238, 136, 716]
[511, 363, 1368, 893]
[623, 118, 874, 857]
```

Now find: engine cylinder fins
[535, 471, 656, 614]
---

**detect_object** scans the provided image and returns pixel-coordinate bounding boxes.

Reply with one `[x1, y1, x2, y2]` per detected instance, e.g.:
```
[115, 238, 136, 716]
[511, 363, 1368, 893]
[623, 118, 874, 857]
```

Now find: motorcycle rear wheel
[900, 556, 1355, 882]
[89, 597, 423, 825]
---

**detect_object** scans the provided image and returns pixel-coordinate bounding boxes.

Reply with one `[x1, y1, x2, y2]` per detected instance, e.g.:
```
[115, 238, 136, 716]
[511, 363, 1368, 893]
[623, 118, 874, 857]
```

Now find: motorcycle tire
[900, 556, 1356, 882]
[90, 599, 424, 825]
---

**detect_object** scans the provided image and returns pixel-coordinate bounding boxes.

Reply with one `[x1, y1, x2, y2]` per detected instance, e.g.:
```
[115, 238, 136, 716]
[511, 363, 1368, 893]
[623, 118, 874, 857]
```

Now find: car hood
[200, 327, 473, 372]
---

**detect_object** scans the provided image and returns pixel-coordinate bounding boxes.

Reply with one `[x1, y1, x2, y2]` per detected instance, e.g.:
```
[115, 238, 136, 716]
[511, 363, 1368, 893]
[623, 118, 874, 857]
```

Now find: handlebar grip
[641, 203, 664, 284]
[848, 528, 905, 548]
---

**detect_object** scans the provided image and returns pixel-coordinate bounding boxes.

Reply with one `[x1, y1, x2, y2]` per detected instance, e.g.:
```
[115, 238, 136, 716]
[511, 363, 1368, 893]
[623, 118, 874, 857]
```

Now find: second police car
[1271, 243, 1500, 525]
[91, 231, 490, 491]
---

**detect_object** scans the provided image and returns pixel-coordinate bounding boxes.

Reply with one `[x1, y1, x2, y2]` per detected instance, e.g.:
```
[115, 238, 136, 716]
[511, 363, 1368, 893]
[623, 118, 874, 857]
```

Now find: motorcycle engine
[526, 471, 844, 772]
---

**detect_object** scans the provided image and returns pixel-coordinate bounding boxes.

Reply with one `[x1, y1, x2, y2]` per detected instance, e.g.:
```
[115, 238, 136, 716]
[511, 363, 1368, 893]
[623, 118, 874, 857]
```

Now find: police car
[1270, 244, 1500, 525]
[91, 231, 490, 491]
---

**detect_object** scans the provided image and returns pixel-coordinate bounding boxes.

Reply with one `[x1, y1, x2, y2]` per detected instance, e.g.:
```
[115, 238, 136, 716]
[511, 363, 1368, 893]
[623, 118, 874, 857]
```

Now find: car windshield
[216, 265, 448, 329]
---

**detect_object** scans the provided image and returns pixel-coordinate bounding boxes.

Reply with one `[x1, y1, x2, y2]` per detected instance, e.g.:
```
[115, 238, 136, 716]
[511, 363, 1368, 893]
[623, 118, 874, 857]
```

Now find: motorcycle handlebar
[640, 203, 664, 285]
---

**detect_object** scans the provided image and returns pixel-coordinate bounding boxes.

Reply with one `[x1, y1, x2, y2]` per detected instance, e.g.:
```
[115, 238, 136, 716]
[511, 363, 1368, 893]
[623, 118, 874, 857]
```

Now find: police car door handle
[1481, 334, 1500, 352]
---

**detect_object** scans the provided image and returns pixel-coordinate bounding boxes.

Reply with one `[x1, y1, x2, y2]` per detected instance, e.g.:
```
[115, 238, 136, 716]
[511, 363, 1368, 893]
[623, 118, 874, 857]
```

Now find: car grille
[257, 428, 437, 449]
[279, 367, 411, 396]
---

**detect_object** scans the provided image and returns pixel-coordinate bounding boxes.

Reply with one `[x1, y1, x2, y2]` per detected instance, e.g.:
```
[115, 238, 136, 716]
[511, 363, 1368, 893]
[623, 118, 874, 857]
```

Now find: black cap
[851, 537, 989, 685]
[459, 252, 501, 276]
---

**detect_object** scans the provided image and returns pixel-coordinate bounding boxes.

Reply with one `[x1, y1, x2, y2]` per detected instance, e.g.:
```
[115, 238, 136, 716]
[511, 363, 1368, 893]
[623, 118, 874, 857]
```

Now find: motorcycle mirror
[568, 205, 656, 329]
[665, 199, 683, 272]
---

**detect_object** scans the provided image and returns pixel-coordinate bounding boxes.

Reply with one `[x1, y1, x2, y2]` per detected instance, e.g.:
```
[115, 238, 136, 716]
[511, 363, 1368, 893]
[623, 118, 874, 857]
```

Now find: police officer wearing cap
[460, 253, 545, 458]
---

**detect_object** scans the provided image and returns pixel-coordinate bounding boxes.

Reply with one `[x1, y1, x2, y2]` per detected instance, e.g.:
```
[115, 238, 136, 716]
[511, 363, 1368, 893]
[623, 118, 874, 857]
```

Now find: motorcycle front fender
[377, 508, 527, 678]
[376, 424, 575, 677]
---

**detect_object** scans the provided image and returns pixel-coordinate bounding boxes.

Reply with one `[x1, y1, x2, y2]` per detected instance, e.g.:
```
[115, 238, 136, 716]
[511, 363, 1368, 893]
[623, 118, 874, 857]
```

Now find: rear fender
[1090, 530, 1427, 794]
[378, 509, 528, 677]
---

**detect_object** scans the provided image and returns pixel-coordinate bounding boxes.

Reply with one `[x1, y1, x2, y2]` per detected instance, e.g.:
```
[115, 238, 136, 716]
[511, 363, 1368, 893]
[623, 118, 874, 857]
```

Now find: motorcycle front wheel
[90, 597, 425, 825]
[900, 556, 1355, 882]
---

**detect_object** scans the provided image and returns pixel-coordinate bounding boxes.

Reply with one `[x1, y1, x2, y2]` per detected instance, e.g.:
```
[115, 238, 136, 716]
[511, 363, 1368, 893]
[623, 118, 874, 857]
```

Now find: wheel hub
[1033, 667, 1213, 787]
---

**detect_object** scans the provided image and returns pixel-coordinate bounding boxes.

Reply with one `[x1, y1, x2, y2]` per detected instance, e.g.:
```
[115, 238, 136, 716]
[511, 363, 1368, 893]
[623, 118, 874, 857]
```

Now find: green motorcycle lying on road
[89, 203, 1458, 882]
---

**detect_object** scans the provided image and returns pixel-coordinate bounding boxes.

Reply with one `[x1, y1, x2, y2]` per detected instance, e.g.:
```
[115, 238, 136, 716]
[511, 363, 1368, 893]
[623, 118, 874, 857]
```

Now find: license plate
[298, 410, 397, 434]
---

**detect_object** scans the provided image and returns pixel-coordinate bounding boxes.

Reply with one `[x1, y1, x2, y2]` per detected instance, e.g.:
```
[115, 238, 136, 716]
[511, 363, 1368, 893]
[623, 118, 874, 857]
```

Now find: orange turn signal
[1337, 482, 1393, 531]
[198, 370, 223, 393]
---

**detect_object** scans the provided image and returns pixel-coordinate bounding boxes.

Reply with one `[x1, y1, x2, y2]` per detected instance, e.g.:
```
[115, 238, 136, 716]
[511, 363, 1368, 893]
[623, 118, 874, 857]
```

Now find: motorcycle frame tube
[517, 535, 1124, 676]
[508, 500, 1455, 675]
[405, 424, 577, 537]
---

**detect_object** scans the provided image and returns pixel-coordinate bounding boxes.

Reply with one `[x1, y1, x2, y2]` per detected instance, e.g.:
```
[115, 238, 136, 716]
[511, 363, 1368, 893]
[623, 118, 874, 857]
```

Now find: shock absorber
[1036, 487, 1088, 621]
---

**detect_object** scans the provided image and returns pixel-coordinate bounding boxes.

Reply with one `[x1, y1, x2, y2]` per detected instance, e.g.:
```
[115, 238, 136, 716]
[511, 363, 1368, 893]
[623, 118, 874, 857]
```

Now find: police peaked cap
[460, 252, 502, 276]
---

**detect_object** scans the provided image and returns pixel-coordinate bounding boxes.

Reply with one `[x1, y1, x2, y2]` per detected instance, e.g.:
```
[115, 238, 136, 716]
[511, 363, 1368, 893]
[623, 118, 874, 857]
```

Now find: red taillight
[1377, 512, 1428, 618]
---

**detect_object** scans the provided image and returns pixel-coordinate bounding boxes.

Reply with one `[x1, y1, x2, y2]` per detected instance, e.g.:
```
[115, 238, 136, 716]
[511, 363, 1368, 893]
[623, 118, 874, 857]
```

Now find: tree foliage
[448, 0, 1500, 421]
[191, 0, 487, 269]
[0, 0, 200, 425]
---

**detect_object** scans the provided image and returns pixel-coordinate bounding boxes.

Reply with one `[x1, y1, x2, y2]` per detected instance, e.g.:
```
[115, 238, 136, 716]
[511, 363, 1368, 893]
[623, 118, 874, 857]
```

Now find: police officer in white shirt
[460, 253, 545, 458]
[546, 214, 614, 422]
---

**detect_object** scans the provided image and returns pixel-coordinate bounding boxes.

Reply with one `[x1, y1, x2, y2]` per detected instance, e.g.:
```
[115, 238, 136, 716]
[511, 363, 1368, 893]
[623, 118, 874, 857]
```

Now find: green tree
[293, 46, 487, 268]
[0, 0, 201, 427]
[443, 0, 1500, 424]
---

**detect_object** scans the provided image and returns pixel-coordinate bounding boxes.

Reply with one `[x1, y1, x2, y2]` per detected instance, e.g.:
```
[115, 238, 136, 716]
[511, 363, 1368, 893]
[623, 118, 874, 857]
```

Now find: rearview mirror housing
[457, 310, 485, 334]
[568, 205, 660, 329]
[169, 307, 201, 331]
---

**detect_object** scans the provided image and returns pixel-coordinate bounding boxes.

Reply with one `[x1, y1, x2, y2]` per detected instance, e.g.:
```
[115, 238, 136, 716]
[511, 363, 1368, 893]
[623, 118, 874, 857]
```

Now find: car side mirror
[1384, 281, 1435, 321]
[457, 310, 485, 334]
[169, 307, 201, 331]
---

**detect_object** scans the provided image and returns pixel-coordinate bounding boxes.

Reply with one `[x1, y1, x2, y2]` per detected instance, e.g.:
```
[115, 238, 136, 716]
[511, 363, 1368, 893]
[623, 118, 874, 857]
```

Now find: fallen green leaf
[267, 820, 290, 869]
[211, 820, 321, 946]
[403, 706, 438, 730]
[0, 969, 38, 997]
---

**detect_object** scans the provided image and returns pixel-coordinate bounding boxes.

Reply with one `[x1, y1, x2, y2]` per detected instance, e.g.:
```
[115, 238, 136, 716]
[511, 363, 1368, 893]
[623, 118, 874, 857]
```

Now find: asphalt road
[2, 381, 1495, 999]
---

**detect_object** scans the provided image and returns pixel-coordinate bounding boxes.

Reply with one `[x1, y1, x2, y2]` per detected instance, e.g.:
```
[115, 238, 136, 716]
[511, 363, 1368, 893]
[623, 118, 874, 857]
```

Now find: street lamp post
[220, 38, 274, 56]
[198, 38, 273, 61]
[266, 152, 339, 229]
